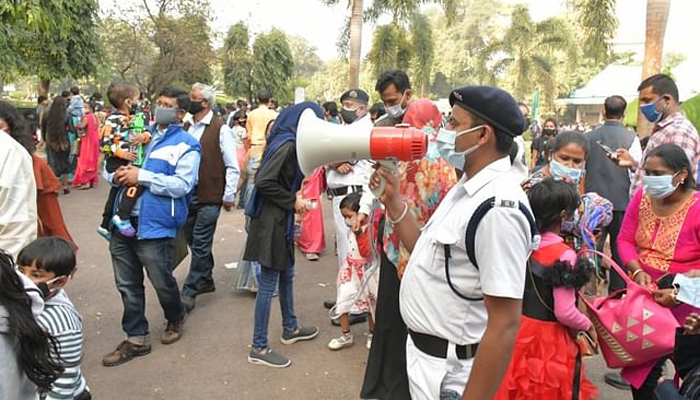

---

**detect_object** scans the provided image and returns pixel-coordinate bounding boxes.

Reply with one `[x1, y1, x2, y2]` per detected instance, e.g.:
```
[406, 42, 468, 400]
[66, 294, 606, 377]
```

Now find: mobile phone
[596, 141, 617, 160]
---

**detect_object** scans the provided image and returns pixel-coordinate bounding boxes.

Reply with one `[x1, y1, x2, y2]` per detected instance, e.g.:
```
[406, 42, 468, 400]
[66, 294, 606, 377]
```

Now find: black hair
[69, 86, 79, 95]
[257, 90, 271, 104]
[17, 237, 77, 277]
[236, 99, 247, 108]
[233, 109, 247, 122]
[60, 90, 70, 98]
[543, 118, 558, 129]
[604, 95, 627, 119]
[322, 101, 338, 118]
[528, 178, 581, 232]
[551, 130, 588, 156]
[107, 82, 140, 109]
[37, 95, 47, 104]
[638, 73, 679, 102]
[42, 96, 69, 150]
[158, 86, 190, 111]
[369, 102, 386, 118]
[645, 143, 696, 189]
[91, 92, 102, 100]
[0, 251, 63, 390]
[0, 100, 35, 154]
[375, 69, 411, 94]
[339, 192, 362, 213]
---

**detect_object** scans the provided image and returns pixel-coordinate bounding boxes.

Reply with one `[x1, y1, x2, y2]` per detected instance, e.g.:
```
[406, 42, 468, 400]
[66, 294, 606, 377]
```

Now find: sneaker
[305, 253, 319, 261]
[323, 300, 336, 309]
[111, 215, 136, 237]
[366, 332, 373, 350]
[182, 295, 195, 312]
[328, 333, 354, 350]
[96, 226, 112, 241]
[102, 341, 151, 367]
[280, 325, 319, 345]
[248, 347, 291, 368]
[161, 317, 185, 345]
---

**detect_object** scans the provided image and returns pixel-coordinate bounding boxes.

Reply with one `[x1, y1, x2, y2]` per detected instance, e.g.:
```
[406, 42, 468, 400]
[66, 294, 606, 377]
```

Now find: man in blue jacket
[102, 86, 202, 367]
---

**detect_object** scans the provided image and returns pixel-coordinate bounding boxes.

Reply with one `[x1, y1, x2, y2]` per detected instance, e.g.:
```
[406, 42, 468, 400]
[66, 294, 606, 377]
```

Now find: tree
[410, 12, 434, 96]
[223, 22, 254, 102]
[639, 0, 671, 137]
[288, 36, 323, 79]
[10, 0, 102, 95]
[367, 24, 413, 80]
[98, 19, 156, 83]
[251, 28, 295, 103]
[322, 0, 365, 88]
[574, 0, 618, 63]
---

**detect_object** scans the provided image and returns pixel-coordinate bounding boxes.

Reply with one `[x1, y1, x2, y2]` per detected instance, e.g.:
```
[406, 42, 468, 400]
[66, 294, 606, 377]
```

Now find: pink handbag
[581, 250, 679, 368]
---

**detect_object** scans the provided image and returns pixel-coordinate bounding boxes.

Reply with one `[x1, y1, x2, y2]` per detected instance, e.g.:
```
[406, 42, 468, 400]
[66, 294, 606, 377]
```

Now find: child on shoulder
[329, 193, 378, 351]
[17, 237, 91, 400]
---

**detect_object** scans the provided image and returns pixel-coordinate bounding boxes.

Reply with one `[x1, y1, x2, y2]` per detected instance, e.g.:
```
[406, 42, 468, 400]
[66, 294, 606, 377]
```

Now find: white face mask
[437, 125, 484, 169]
[385, 92, 407, 119]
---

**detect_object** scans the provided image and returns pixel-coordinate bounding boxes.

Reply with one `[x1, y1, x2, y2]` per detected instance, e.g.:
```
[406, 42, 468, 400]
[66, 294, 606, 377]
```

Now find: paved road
[58, 183, 631, 399]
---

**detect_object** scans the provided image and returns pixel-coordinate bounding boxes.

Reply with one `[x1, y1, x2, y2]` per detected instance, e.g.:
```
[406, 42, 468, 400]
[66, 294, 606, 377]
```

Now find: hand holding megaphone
[368, 161, 401, 204]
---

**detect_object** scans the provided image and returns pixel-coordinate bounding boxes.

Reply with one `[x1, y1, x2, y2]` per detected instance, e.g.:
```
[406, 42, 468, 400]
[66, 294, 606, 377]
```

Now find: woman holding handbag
[495, 179, 598, 400]
[618, 143, 700, 399]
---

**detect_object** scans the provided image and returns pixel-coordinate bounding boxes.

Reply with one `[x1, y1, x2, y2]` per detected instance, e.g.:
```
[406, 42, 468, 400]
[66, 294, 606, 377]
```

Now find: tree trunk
[638, 0, 671, 138]
[348, 0, 363, 89]
[38, 78, 51, 97]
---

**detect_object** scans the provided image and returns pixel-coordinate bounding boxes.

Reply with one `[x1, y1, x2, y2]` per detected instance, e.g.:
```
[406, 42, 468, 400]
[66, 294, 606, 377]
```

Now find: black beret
[340, 88, 369, 105]
[449, 86, 525, 137]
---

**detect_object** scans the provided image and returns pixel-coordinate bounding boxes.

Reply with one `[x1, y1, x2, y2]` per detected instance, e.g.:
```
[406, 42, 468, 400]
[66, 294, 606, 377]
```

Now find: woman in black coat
[243, 102, 323, 368]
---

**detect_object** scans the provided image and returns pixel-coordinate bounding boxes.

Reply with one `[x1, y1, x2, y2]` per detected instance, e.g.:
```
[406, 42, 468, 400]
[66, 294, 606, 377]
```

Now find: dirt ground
[59, 183, 631, 399]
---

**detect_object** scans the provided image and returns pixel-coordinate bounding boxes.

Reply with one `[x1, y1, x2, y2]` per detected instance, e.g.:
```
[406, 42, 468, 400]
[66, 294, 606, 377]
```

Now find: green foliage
[367, 24, 412, 80]
[98, 18, 157, 84]
[288, 35, 324, 78]
[410, 12, 434, 96]
[574, 0, 618, 63]
[252, 28, 295, 103]
[682, 94, 700, 133]
[223, 22, 254, 101]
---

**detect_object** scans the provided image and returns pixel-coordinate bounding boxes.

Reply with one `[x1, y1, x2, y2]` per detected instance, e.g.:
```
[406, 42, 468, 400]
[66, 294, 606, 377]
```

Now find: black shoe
[323, 300, 336, 309]
[604, 371, 631, 390]
[331, 313, 367, 326]
[197, 281, 216, 294]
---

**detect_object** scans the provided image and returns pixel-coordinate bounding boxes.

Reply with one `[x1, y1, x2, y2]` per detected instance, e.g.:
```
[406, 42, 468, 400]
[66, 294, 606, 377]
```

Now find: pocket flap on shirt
[432, 229, 459, 246]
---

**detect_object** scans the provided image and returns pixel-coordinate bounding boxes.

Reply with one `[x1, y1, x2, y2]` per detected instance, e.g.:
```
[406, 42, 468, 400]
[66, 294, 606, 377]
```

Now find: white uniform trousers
[406, 335, 474, 400]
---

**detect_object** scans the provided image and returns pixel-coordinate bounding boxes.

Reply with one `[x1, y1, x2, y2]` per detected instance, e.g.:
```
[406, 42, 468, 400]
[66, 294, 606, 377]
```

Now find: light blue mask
[674, 274, 700, 308]
[643, 173, 678, 199]
[550, 159, 584, 184]
[437, 126, 482, 170]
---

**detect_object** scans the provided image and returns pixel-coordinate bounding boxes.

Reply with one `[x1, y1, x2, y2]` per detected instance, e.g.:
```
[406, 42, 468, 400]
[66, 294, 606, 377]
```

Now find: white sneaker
[328, 333, 354, 350]
[366, 333, 373, 350]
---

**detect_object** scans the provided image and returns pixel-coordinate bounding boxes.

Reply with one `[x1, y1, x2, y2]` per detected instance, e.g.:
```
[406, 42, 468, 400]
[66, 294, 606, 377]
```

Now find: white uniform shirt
[511, 136, 528, 180]
[400, 157, 532, 345]
[186, 110, 240, 203]
[0, 133, 37, 258]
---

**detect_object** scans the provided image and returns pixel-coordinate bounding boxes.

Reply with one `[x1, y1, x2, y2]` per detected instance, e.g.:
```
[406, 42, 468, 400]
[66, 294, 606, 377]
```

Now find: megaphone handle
[370, 160, 398, 197]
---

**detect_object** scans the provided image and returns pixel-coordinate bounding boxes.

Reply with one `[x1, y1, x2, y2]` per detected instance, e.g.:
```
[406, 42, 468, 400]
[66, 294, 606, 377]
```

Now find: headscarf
[402, 99, 442, 131]
[245, 102, 324, 244]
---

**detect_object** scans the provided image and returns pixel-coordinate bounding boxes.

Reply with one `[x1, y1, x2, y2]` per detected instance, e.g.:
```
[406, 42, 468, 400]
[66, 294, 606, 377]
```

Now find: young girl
[329, 193, 378, 351]
[495, 179, 598, 400]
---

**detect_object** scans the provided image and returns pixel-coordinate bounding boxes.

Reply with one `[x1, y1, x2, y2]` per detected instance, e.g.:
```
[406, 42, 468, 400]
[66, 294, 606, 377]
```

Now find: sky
[100, 0, 700, 62]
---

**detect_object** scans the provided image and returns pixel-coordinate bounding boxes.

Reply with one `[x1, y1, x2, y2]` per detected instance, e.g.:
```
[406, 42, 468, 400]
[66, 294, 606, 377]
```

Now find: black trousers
[598, 210, 626, 293]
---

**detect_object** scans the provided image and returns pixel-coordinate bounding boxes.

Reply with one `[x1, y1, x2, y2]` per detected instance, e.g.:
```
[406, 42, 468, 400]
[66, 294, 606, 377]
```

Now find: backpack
[443, 196, 538, 301]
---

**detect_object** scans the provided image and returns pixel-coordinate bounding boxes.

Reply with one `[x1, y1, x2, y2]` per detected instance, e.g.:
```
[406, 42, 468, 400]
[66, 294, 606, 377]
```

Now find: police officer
[370, 86, 534, 399]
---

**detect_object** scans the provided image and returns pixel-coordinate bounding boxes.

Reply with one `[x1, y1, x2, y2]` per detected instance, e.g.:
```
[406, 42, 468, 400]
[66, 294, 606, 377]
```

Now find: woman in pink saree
[296, 167, 326, 260]
[73, 102, 100, 188]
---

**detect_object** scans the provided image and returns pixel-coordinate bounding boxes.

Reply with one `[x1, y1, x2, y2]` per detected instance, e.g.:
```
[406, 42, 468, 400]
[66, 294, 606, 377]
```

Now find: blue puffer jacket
[115, 124, 201, 240]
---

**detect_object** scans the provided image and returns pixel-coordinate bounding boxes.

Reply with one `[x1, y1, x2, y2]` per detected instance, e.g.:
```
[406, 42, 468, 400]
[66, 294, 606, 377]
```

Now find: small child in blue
[18, 237, 91, 400]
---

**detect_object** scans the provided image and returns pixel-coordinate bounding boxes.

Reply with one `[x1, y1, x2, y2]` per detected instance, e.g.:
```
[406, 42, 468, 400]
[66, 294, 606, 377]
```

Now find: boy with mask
[101, 86, 201, 366]
[17, 237, 91, 400]
[97, 82, 150, 239]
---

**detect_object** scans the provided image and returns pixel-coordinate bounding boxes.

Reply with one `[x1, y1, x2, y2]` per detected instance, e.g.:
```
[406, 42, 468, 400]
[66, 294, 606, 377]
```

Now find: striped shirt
[37, 290, 87, 400]
[630, 112, 700, 196]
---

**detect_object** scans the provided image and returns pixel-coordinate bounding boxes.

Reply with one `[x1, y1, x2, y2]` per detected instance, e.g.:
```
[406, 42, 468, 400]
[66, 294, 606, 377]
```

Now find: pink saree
[73, 112, 100, 187]
[296, 167, 326, 254]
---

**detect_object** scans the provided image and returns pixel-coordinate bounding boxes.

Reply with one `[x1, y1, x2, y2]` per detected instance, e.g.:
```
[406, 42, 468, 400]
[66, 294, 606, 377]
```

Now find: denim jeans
[109, 232, 185, 337]
[182, 196, 221, 298]
[252, 265, 298, 349]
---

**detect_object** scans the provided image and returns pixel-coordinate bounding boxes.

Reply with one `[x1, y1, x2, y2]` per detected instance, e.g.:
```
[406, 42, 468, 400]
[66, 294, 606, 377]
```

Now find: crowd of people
[1, 69, 700, 400]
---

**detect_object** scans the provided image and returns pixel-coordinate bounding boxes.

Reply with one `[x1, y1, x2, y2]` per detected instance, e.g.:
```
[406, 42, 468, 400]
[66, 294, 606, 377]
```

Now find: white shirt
[186, 110, 240, 203]
[511, 136, 528, 180]
[400, 157, 532, 345]
[0, 133, 37, 258]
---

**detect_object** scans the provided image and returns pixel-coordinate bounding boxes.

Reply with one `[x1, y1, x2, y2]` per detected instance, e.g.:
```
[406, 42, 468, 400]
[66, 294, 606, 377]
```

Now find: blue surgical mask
[437, 126, 483, 170]
[550, 159, 584, 184]
[640, 98, 667, 123]
[643, 173, 679, 199]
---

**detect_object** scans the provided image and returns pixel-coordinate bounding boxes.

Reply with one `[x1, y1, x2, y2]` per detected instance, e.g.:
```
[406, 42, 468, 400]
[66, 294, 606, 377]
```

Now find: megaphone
[297, 109, 427, 195]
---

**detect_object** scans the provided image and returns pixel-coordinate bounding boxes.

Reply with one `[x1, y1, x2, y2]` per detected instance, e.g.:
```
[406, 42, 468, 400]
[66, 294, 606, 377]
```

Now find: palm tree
[638, 0, 671, 137]
[323, 0, 364, 88]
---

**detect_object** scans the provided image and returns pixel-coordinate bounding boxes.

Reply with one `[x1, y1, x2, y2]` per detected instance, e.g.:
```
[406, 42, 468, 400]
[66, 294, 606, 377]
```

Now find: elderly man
[181, 83, 240, 312]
